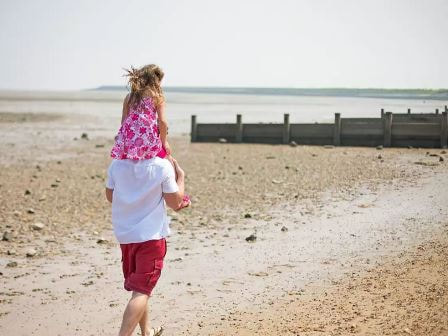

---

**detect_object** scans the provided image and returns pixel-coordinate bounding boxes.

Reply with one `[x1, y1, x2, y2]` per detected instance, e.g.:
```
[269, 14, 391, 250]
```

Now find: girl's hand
[164, 141, 172, 156]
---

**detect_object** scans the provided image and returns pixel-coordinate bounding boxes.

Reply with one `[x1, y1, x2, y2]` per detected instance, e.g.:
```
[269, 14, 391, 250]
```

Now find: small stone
[289, 141, 297, 147]
[245, 234, 257, 242]
[96, 238, 107, 244]
[92, 231, 99, 235]
[441, 150, 447, 154]
[57, 161, 62, 164]
[218, 138, 227, 143]
[95, 144, 105, 148]
[377, 154, 382, 159]
[27, 208, 35, 214]
[13, 211, 21, 217]
[31, 222, 45, 231]
[24, 189, 31, 195]
[51, 184, 58, 188]
[376, 145, 383, 150]
[439, 156, 444, 162]
[81, 133, 89, 140]
[55, 178, 61, 183]
[2, 232, 11, 241]
[7, 249, 16, 256]
[244, 213, 252, 219]
[408, 146, 413, 149]
[26, 249, 37, 257]
[6, 261, 18, 268]
[281, 226, 288, 232]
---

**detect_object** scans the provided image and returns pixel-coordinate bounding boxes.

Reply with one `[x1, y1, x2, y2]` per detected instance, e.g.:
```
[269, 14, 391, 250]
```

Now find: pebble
[51, 184, 58, 188]
[6, 261, 18, 268]
[24, 189, 31, 195]
[289, 141, 298, 147]
[96, 238, 108, 244]
[81, 133, 89, 140]
[2, 231, 11, 241]
[244, 213, 252, 219]
[26, 249, 37, 257]
[218, 138, 227, 143]
[376, 145, 383, 150]
[95, 144, 105, 148]
[281, 226, 288, 232]
[13, 211, 21, 217]
[245, 234, 257, 242]
[27, 208, 35, 214]
[440, 156, 444, 162]
[31, 222, 45, 231]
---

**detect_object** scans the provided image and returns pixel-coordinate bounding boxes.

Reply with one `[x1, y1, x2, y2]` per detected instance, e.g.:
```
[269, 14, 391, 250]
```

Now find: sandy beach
[0, 108, 447, 335]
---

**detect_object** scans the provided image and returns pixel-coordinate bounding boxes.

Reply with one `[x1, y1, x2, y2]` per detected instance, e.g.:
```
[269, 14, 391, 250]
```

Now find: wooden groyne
[191, 106, 448, 148]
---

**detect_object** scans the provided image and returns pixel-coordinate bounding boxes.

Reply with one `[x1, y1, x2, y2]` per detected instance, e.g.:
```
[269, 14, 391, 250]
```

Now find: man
[106, 157, 185, 336]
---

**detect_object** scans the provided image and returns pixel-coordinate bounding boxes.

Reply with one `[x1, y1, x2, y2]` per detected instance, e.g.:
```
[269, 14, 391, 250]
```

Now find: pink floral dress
[111, 97, 162, 160]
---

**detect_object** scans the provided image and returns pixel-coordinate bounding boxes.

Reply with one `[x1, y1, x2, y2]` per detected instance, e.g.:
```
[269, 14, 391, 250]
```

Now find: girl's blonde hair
[125, 64, 165, 107]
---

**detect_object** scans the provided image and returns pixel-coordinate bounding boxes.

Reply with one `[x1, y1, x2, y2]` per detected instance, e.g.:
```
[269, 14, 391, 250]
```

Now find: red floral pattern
[111, 97, 162, 160]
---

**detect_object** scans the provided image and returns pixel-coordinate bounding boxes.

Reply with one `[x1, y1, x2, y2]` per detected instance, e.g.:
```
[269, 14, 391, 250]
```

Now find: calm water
[0, 90, 447, 136]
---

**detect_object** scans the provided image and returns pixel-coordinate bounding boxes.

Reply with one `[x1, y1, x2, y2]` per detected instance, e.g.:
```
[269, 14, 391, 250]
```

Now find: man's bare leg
[119, 291, 149, 336]
[139, 304, 149, 336]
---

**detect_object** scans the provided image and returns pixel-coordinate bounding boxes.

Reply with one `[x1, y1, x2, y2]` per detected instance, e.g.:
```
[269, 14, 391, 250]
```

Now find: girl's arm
[120, 94, 131, 124]
[156, 100, 171, 155]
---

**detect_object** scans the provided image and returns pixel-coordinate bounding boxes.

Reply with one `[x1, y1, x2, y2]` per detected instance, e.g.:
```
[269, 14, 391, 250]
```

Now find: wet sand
[0, 110, 447, 335]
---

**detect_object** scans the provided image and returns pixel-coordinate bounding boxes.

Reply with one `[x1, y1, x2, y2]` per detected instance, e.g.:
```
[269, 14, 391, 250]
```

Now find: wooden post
[383, 112, 393, 147]
[441, 112, 448, 148]
[407, 108, 411, 114]
[435, 108, 439, 115]
[333, 113, 341, 146]
[236, 114, 243, 143]
[445, 105, 447, 113]
[282, 114, 290, 144]
[191, 115, 197, 142]
[381, 108, 384, 118]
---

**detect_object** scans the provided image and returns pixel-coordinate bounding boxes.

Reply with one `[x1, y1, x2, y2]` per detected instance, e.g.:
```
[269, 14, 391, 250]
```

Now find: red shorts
[120, 238, 167, 296]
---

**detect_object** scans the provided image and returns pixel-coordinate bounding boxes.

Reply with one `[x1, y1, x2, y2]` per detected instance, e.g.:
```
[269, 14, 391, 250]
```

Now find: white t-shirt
[106, 158, 179, 244]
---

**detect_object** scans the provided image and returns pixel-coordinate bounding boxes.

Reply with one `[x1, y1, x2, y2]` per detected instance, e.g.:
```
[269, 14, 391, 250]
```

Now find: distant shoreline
[97, 86, 448, 101]
[0, 86, 447, 102]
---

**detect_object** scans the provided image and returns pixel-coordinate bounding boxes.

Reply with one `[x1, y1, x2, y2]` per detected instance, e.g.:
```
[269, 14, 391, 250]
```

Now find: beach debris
[244, 213, 252, 219]
[265, 156, 276, 159]
[311, 153, 317, 157]
[27, 208, 35, 214]
[51, 183, 58, 188]
[26, 248, 37, 257]
[377, 154, 382, 159]
[171, 257, 183, 262]
[323, 145, 334, 149]
[238, 165, 243, 170]
[414, 161, 439, 167]
[6, 261, 18, 268]
[95, 144, 105, 148]
[96, 237, 108, 244]
[289, 141, 298, 147]
[281, 226, 288, 232]
[245, 234, 257, 242]
[218, 138, 227, 143]
[57, 160, 62, 164]
[439, 156, 444, 162]
[271, 179, 283, 184]
[376, 145, 383, 150]
[24, 189, 31, 195]
[2, 232, 11, 241]
[82, 280, 94, 286]
[81, 132, 89, 140]
[31, 222, 45, 231]
[248, 271, 268, 277]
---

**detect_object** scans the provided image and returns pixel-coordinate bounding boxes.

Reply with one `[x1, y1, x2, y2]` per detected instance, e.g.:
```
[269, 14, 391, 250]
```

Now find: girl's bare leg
[139, 304, 149, 336]
[119, 291, 149, 336]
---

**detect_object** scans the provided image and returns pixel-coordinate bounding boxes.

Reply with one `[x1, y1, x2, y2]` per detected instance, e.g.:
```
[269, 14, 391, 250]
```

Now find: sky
[0, 0, 447, 90]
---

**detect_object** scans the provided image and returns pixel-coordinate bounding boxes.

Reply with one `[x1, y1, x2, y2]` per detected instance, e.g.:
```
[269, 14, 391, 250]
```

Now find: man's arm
[163, 159, 185, 210]
[105, 188, 113, 203]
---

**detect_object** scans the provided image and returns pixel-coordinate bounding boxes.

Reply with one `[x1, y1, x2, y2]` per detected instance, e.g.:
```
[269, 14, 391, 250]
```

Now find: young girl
[111, 64, 190, 208]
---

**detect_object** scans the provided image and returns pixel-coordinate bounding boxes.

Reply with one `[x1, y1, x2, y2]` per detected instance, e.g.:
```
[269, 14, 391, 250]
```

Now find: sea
[0, 88, 447, 136]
